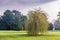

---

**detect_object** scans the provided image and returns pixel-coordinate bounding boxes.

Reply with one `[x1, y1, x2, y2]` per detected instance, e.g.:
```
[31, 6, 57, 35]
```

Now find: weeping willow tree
[25, 9, 49, 36]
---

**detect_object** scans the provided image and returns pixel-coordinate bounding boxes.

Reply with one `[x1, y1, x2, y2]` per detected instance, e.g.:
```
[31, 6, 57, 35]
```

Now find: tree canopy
[25, 9, 49, 36]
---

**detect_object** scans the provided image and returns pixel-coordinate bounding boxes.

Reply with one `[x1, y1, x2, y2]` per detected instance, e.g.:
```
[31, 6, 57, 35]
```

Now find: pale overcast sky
[0, 0, 59, 22]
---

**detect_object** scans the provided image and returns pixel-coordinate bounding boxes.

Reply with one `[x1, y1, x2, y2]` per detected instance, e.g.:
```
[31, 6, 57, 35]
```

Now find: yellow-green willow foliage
[25, 9, 49, 36]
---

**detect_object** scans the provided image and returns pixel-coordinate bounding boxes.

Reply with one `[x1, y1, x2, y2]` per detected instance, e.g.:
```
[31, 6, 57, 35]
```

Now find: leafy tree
[0, 16, 7, 30]
[25, 9, 49, 36]
[13, 10, 27, 30]
[12, 10, 22, 30]
[3, 10, 15, 30]
[0, 10, 27, 30]
[21, 15, 27, 30]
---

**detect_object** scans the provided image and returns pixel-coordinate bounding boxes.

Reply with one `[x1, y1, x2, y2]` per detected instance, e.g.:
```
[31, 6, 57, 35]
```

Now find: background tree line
[0, 9, 54, 31]
[0, 10, 27, 30]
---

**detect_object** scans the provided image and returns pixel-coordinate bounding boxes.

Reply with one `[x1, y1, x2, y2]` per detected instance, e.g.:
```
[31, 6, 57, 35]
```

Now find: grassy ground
[0, 31, 60, 40]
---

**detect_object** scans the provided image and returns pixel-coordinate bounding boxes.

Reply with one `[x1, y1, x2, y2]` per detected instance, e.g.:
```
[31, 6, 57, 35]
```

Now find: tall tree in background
[3, 10, 15, 30]
[21, 15, 27, 30]
[13, 10, 27, 30]
[0, 16, 7, 30]
[12, 10, 22, 30]
[25, 9, 49, 36]
[48, 23, 53, 30]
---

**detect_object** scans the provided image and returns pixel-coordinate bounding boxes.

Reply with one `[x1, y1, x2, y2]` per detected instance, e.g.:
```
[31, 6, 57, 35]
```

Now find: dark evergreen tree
[48, 23, 53, 30]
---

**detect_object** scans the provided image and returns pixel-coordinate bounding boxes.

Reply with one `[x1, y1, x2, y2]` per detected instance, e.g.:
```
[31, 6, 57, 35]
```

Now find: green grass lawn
[0, 31, 60, 40]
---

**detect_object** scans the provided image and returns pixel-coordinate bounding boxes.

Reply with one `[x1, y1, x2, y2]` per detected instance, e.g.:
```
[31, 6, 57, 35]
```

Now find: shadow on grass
[0, 34, 60, 38]
[0, 34, 34, 38]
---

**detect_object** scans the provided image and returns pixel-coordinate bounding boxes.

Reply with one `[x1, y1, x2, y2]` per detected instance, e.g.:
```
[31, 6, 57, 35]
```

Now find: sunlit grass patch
[0, 31, 60, 40]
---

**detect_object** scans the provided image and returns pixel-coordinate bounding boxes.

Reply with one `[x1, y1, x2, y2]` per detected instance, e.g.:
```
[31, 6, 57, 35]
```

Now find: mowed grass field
[0, 31, 60, 40]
